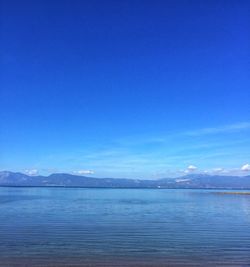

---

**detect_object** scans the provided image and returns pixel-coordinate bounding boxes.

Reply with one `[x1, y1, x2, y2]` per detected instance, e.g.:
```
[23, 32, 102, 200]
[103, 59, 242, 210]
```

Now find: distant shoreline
[215, 192, 250, 195]
[1, 185, 250, 190]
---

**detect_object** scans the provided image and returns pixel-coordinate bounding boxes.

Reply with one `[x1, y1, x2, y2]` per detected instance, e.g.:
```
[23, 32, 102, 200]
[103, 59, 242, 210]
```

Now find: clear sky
[1, 0, 250, 178]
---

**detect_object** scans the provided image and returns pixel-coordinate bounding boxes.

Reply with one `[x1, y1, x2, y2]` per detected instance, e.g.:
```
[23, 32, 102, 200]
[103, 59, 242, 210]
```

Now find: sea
[0, 187, 250, 266]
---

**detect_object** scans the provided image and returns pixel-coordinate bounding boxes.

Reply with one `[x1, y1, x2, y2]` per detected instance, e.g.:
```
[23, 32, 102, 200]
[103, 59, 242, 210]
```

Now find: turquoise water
[0, 187, 250, 266]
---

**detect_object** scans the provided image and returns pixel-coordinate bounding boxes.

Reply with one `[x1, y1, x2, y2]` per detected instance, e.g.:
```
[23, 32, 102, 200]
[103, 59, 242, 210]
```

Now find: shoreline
[215, 191, 250, 195]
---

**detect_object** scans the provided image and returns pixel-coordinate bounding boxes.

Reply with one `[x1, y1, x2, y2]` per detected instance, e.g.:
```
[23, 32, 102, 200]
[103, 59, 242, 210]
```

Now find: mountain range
[1, 171, 250, 189]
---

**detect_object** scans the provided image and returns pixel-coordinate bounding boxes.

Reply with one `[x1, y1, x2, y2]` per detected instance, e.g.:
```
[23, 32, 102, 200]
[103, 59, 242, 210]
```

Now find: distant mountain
[0, 171, 154, 188]
[0, 171, 250, 189]
[158, 174, 250, 189]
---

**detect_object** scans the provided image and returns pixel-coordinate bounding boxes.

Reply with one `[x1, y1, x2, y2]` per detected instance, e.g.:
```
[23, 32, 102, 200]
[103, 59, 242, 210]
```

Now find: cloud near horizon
[212, 168, 224, 172]
[241, 164, 250, 171]
[184, 165, 198, 173]
[74, 170, 95, 175]
[24, 169, 39, 176]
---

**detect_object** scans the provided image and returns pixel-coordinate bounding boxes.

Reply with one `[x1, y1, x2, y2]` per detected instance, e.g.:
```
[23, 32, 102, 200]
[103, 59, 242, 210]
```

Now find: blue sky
[1, 0, 250, 178]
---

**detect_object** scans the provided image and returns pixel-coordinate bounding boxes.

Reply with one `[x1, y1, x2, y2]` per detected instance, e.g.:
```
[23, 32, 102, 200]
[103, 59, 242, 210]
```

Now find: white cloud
[184, 165, 198, 173]
[74, 170, 94, 175]
[241, 164, 250, 171]
[24, 169, 38, 176]
[187, 165, 197, 171]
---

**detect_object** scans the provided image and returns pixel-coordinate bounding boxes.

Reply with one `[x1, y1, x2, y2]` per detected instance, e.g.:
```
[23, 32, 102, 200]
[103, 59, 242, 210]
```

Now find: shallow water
[0, 187, 250, 266]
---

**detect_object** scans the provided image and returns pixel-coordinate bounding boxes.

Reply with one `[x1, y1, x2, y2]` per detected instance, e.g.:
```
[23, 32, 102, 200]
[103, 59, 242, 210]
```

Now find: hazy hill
[1, 171, 250, 189]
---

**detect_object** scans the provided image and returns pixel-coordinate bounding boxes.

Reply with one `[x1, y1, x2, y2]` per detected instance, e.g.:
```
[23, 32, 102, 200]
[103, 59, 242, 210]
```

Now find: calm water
[0, 188, 250, 266]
